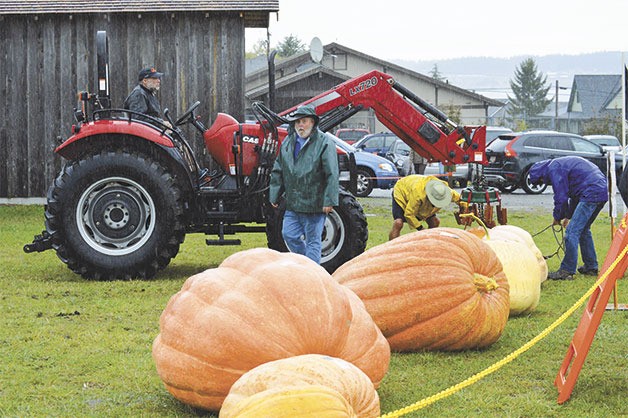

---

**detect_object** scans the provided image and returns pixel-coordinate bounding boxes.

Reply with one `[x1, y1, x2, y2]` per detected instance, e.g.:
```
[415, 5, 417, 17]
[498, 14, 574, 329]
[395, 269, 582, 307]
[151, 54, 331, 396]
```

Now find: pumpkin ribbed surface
[152, 248, 390, 411]
[220, 354, 379, 418]
[220, 385, 357, 418]
[332, 228, 510, 352]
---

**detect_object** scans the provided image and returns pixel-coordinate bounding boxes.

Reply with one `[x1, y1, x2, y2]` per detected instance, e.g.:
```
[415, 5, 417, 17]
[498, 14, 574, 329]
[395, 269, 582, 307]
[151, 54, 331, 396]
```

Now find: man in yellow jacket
[389, 175, 463, 240]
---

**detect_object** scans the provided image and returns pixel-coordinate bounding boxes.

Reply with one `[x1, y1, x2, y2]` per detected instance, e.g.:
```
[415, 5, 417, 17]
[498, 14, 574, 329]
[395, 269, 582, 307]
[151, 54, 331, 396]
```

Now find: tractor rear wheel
[266, 190, 368, 273]
[45, 150, 186, 280]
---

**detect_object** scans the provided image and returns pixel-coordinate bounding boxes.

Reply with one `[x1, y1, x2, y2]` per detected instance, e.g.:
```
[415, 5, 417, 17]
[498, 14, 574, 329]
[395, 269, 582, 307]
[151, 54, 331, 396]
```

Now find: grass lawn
[1, 200, 626, 417]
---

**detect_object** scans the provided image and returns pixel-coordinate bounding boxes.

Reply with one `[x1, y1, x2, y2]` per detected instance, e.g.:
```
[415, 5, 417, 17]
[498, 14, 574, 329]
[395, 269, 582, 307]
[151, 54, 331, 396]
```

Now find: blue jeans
[560, 201, 605, 274]
[282, 210, 327, 264]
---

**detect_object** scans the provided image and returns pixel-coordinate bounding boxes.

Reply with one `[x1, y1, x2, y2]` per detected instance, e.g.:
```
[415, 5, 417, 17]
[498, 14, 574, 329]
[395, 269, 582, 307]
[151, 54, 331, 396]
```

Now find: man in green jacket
[269, 105, 339, 264]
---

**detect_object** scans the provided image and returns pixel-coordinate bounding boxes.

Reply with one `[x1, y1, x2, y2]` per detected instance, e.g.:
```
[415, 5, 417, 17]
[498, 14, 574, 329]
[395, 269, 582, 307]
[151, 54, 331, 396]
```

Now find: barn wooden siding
[0, 11, 248, 198]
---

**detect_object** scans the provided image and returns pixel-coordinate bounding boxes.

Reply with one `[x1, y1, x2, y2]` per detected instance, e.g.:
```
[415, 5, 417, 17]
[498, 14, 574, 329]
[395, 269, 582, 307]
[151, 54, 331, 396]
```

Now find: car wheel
[522, 169, 547, 194]
[498, 183, 518, 194]
[355, 168, 374, 197]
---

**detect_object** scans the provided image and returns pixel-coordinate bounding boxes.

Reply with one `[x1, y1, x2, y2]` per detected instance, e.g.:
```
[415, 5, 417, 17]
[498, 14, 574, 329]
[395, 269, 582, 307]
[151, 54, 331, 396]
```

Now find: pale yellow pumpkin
[468, 225, 548, 283]
[152, 248, 390, 411]
[220, 354, 379, 418]
[486, 225, 548, 282]
[332, 228, 510, 352]
[483, 239, 542, 316]
[220, 385, 357, 418]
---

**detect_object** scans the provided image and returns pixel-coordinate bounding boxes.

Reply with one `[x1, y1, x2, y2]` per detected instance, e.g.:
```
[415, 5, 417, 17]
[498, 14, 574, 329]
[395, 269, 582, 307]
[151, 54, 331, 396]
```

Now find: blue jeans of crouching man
[282, 210, 327, 264]
[560, 201, 605, 274]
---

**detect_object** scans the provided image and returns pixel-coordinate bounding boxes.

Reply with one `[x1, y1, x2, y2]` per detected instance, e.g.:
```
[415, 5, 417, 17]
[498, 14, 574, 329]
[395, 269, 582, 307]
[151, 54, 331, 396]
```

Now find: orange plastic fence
[554, 214, 628, 404]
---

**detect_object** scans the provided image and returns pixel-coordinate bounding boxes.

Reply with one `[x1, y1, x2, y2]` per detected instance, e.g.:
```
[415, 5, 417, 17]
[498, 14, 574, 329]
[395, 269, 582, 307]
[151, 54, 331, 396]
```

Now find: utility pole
[555, 80, 559, 130]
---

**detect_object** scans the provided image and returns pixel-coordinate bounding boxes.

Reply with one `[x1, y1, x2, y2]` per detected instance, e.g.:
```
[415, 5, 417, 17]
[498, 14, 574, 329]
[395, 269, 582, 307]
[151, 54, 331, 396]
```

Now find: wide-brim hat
[425, 179, 452, 208]
[284, 104, 319, 124]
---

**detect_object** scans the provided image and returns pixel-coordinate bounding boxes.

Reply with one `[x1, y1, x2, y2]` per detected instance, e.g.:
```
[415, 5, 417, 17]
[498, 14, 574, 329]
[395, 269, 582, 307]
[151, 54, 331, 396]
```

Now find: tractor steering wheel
[174, 101, 201, 126]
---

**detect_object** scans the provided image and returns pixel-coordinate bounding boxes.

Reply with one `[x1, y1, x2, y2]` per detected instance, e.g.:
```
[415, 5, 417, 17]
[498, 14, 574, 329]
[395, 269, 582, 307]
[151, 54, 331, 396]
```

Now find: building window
[333, 53, 347, 70]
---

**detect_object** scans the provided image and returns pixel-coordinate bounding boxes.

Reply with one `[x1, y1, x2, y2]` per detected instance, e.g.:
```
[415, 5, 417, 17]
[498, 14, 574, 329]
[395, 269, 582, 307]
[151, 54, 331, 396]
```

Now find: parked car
[423, 162, 471, 188]
[328, 134, 398, 197]
[485, 126, 514, 146]
[385, 138, 412, 176]
[354, 132, 476, 186]
[353, 132, 400, 156]
[484, 130, 622, 194]
[335, 128, 370, 144]
[583, 135, 621, 152]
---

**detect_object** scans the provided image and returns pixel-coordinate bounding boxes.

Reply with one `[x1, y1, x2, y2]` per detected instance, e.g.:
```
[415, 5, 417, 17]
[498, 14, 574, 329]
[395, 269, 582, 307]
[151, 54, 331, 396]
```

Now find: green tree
[430, 64, 446, 82]
[276, 34, 306, 58]
[246, 38, 269, 59]
[440, 103, 461, 123]
[581, 113, 622, 137]
[507, 58, 552, 124]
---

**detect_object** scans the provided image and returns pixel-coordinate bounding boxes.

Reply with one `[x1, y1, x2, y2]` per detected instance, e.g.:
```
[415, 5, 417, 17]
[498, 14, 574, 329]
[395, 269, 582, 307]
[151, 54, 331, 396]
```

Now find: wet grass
[1, 202, 626, 417]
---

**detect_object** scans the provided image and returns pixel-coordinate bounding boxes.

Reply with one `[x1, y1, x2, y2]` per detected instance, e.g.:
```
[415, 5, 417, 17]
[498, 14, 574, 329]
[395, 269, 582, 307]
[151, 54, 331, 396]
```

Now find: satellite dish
[309, 37, 323, 64]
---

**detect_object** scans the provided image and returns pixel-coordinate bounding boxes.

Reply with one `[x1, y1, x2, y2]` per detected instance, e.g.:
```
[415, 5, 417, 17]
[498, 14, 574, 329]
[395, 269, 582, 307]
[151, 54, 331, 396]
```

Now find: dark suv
[484, 130, 618, 194]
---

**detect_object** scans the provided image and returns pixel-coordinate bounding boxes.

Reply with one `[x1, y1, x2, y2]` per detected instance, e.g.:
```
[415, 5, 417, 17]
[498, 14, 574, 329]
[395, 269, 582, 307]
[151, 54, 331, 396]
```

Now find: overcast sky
[246, 0, 628, 61]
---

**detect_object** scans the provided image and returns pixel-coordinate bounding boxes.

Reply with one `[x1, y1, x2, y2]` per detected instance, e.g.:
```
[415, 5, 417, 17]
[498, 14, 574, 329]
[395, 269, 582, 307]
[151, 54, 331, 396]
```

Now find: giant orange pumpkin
[152, 248, 390, 411]
[332, 228, 510, 352]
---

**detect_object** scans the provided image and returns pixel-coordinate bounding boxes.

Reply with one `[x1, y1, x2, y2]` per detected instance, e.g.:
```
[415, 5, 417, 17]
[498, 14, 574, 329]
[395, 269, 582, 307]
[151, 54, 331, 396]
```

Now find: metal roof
[567, 74, 621, 119]
[0, 0, 279, 14]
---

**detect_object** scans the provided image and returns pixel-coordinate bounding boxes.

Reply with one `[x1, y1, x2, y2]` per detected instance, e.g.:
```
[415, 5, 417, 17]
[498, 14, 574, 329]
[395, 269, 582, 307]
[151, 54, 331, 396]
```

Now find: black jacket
[123, 84, 161, 119]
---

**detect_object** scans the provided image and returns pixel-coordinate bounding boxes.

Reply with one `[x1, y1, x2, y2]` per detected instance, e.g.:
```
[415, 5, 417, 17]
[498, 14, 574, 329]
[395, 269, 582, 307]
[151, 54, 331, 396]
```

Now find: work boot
[577, 266, 598, 276]
[548, 270, 574, 281]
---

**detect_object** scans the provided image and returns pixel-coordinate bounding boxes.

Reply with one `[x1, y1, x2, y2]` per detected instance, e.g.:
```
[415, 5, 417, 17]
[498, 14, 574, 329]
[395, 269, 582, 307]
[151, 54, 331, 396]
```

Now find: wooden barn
[0, 0, 279, 198]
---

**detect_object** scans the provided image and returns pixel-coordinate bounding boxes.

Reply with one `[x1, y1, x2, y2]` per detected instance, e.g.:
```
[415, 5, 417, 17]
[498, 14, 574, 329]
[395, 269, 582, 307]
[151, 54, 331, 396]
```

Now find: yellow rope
[380, 243, 628, 418]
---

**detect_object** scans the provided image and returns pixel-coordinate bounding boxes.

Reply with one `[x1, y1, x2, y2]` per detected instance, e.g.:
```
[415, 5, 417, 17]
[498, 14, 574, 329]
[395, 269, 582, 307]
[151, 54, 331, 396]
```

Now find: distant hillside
[392, 51, 625, 100]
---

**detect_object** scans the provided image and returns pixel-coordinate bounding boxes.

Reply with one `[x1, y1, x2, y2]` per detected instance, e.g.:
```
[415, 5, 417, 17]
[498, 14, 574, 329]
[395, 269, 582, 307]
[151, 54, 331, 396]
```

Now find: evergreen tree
[429, 64, 446, 82]
[507, 58, 552, 123]
[276, 35, 306, 58]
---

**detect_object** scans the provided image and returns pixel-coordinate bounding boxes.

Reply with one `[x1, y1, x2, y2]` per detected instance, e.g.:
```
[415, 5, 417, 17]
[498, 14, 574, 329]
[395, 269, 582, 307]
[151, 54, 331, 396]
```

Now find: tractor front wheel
[45, 150, 186, 280]
[266, 190, 368, 273]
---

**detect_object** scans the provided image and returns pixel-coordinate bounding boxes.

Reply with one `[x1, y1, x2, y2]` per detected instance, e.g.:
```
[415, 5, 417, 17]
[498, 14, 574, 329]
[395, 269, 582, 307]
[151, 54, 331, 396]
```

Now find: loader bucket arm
[280, 70, 486, 166]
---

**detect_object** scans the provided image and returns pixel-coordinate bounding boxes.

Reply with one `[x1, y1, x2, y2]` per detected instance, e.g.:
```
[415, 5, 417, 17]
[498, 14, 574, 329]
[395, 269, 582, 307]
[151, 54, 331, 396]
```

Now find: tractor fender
[56, 119, 175, 156]
[56, 120, 198, 193]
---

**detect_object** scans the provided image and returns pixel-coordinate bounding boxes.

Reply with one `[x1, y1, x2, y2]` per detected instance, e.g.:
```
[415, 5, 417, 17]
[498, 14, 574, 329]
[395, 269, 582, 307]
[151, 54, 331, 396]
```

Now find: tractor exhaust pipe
[96, 30, 111, 109]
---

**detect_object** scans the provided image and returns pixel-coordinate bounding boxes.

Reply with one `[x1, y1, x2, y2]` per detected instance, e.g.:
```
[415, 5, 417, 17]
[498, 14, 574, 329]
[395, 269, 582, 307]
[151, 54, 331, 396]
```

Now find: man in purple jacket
[528, 156, 608, 280]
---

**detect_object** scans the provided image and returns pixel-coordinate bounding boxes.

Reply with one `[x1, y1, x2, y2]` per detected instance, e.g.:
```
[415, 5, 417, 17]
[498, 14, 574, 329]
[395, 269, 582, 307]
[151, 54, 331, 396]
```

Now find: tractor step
[205, 238, 242, 246]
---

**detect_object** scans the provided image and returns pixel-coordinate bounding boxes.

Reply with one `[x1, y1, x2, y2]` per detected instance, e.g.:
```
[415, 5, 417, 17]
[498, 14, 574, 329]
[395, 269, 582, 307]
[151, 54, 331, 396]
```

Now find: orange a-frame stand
[554, 214, 628, 404]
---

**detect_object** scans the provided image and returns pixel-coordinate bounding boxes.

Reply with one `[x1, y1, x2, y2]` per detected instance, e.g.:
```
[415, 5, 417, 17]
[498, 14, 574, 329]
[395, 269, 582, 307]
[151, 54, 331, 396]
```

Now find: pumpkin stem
[473, 274, 499, 293]
[461, 213, 490, 240]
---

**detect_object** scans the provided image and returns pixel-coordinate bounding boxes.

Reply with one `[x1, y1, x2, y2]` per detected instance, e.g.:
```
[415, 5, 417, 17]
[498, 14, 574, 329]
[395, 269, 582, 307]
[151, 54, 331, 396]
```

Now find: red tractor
[25, 32, 504, 280]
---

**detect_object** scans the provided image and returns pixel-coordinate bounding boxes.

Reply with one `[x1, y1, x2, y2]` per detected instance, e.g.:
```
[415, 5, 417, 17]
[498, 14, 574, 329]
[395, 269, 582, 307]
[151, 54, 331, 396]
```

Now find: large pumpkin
[469, 225, 548, 283]
[152, 248, 390, 411]
[220, 354, 379, 418]
[482, 240, 542, 316]
[332, 228, 510, 352]
[219, 385, 356, 418]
